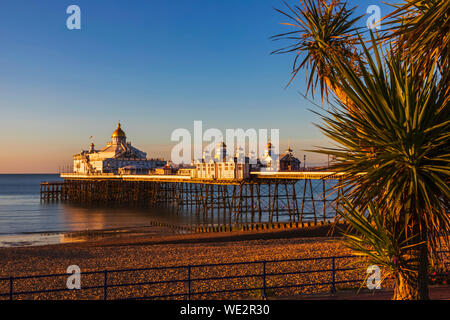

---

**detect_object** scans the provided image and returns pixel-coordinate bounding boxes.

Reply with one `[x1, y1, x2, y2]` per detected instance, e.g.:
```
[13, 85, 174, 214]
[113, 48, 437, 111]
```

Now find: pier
[38, 122, 349, 224]
[41, 172, 344, 224]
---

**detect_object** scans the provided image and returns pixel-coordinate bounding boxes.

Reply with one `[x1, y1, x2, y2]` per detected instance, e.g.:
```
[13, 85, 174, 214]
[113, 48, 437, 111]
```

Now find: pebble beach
[0, 227, 447, 300]
[0, 227, 372, 300]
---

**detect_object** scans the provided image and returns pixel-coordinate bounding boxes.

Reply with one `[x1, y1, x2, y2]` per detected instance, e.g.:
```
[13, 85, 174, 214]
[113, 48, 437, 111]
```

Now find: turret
[111, 121, 126, 145]
[264, 141, 273, 157]
[215, 142, 227, 162]
[235, 146, 245, 161]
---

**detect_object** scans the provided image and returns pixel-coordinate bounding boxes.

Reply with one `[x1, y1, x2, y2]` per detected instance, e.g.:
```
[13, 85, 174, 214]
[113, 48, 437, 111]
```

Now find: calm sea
[0, 174, 336, 246]
[0, 174, 190, 246]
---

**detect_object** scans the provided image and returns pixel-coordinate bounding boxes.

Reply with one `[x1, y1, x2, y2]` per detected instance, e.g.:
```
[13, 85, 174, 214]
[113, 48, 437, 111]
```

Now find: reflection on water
[59, 202, 203, 231]
[0, 175, 200, 240]
[0, 198, 199, 236]
[0, 174, 338, 247]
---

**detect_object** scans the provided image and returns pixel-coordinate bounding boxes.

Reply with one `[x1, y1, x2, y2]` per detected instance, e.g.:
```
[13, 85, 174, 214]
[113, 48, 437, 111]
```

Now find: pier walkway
[41, 171, 346, 224]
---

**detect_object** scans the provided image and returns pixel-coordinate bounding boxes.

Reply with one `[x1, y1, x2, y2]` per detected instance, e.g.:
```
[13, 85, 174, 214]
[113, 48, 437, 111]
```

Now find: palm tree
[273, 0, 449, 300]
[271, 0, 363, 104]
[314, 36, 449, 299]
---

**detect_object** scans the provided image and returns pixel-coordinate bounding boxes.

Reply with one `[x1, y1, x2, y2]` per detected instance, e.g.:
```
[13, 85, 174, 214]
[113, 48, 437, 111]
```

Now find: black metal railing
[1, 252, 448, 300]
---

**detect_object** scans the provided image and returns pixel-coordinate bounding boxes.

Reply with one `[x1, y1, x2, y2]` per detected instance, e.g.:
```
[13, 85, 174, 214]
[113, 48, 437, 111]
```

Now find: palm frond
[338, 198, 424, 277]
[381, 0, 449, 81]
[271, 0, 364, 102]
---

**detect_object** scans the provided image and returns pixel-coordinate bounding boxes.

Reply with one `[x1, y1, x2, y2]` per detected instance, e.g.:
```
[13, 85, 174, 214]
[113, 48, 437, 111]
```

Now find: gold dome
[112, 122, 126, 138]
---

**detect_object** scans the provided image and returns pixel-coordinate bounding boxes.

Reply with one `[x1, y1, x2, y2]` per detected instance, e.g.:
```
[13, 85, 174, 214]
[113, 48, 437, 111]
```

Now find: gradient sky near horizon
[0, 0, 394, 173]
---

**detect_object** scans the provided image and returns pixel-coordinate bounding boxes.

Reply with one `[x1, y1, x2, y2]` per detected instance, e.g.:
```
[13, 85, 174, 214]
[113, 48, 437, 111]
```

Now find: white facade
[73, 122, 165, 174]
[259, 142, 280, 172]
[190, 142, 298, 180]
[193, 143, 251, 180]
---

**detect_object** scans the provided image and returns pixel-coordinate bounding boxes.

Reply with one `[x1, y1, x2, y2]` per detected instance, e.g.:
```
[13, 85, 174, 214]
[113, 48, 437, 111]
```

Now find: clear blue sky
[0, 0, 394, 173]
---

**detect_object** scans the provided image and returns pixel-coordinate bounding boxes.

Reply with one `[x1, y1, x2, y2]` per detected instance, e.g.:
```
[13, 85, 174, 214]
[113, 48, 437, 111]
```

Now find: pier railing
[1, 251, 448, 300]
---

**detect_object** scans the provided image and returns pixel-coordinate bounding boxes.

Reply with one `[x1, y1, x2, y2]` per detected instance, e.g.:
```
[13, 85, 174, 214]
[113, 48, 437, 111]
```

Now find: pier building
[279, 147, 301, 172]
[73, 122, 166, 175]
[194, 143, 251, 180]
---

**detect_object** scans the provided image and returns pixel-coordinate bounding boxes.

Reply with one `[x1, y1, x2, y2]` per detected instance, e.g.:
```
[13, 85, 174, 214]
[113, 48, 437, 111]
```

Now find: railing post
[187, 265, 191, 300]
[262, 261, 267, 300]
[103, 270, 108, 300]
[9, 277, 13, 301]
[331, 257, 336, 294]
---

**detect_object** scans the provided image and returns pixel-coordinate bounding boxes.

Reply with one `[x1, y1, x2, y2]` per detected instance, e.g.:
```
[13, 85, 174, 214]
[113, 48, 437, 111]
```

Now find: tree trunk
[325, 77, 355, 112]
[393, 244, 429, 300]
[418, 241, 430, 300]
